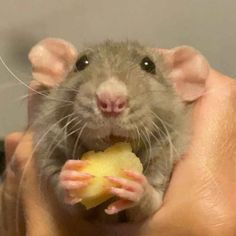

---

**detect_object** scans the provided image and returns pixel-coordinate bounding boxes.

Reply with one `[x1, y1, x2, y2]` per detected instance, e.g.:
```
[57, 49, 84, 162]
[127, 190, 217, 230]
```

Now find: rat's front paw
[105, 170, 149, 215]
[59, 160, 93, 205]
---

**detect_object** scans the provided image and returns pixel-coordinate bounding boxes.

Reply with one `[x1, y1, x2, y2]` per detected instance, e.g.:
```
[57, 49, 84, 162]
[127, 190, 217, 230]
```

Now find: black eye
[140, 57, 156, 74]
[75, 55, 89, 71]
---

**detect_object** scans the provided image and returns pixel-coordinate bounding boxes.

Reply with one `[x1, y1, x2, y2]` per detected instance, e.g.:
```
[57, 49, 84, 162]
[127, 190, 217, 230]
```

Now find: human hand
[124, 69, 236, 236]
[1, 81, 65, 236]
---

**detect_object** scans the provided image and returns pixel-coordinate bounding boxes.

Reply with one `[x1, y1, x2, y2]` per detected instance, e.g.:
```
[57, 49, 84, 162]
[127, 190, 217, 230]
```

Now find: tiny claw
[109, 187, 123, 195]
[67, 198, 82, 205]
[65, 196, 82, 205]
[104, 176, 116, 181]
[122, 169, 132, 174]
[122, 169, 146, 184]
[105, 206, 118, 215]
[77, 160, 90, 164]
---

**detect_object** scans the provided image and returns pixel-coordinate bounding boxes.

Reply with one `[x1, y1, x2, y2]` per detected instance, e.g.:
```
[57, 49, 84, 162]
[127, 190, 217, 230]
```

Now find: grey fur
[31, 41, 190, 224]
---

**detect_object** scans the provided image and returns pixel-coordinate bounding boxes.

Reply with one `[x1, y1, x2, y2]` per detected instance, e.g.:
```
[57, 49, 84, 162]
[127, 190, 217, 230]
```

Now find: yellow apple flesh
[71, 142, 143, 209]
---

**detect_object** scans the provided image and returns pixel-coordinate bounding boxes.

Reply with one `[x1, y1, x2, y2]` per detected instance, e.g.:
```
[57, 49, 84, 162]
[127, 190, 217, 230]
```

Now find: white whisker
[139, 123, 151, 173]
[0, 55, 74, 104]
[151, 113, 178, 168]
[72, 123, 87, 159]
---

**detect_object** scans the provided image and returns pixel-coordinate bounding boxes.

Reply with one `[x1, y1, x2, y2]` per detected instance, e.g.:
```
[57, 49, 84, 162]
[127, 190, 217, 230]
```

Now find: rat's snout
[96, 93, 127, 116]
[96, 77, 128, 117]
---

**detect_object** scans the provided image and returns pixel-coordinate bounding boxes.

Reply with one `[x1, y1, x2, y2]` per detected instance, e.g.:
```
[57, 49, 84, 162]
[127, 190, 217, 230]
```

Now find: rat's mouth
[105, 134, 140, 149]
[107, 135, 130, 144]
[96, 124, 135, 143]
[81, 121, 140, 151]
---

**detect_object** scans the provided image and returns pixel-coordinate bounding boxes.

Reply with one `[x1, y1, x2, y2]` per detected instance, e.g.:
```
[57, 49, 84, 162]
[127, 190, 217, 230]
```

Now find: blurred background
[0, 0, 236, 139]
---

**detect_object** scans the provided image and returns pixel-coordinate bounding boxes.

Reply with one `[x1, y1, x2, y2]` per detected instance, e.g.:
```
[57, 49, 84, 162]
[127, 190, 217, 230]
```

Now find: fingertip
[65, 197, 82, 205]
[4, 132, 24, 162]
[105, 206, 117, 215]
[5, 132, 23, 145]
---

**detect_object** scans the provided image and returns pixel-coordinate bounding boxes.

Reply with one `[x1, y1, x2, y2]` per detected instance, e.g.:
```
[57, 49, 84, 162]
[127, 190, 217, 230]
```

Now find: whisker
[38, 121, 88, 190]
[150, 121, 166, 146]
[142, 125, 152, 173]
[0, 55, 51, 98]
[39, 115, 80, 169]
[139, 123, 151, 173]
[72, 123, 87, 159]
[0, 82, 28, 90]
[44, 117, 83, 162]
[150, 111, 175, 130]
[134, 124, 141, 152]
[27, 104, 74, 130]
[41, 119, 84, 168]
[146, 123, 162, 146]
[151, 114, 178, 168]
[63, 116, 78, 157]
[37, 115, 79, 194]
[0, 55, 74, 104]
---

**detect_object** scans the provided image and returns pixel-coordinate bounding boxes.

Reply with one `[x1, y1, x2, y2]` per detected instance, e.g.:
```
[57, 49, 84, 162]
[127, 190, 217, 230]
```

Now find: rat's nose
[96, 93, 127, 117]
[96, 77, 128, 117]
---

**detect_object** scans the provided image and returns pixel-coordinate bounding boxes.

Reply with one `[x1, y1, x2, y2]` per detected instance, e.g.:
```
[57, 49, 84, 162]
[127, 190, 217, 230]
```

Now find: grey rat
[28, 38, 209, 226]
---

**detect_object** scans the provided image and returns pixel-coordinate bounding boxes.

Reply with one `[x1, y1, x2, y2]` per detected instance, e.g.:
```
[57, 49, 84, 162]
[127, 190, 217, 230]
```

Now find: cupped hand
[132, 69, 236, 236]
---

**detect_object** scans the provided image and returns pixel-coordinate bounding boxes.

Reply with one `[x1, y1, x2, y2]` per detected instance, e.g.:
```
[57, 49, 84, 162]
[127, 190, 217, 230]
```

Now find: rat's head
[66, 41, 179, 148]
[29, 38, 209, 151]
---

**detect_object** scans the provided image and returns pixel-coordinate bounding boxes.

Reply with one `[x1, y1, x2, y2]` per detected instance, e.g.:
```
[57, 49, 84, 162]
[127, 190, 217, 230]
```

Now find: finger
[123, 170, 147, 185]
[10, 132, 33, 174]
[59, 170, 94, 181]
[105, 199, 133, 215]
[109, 187, 140, 202]
[4, 132, 23, 163]
[62, 160, 88, 171]
[105, 176, 142, 192]
[64, 192, 82, 205]
[59, 180, 89, 190]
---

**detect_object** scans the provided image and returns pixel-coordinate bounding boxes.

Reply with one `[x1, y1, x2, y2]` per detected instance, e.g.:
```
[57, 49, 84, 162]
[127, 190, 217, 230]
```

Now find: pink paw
[105, 170, 149, 215]
[59, 160, 93, 205]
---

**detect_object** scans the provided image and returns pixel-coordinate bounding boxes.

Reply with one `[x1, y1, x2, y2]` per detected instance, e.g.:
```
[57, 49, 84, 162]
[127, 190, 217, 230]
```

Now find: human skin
[135, 68, 236, 236]
[2, 68, 236, 236]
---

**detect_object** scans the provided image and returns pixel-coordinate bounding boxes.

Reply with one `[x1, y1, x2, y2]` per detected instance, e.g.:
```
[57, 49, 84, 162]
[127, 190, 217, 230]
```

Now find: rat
[28, 38, 209, 227]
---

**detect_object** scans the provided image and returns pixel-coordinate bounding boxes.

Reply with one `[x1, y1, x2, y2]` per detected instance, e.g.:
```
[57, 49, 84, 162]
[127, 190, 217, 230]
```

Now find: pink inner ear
[172, 75, 207, 101]
[28, 38, 78, 88]
[159, 46, 209, 102]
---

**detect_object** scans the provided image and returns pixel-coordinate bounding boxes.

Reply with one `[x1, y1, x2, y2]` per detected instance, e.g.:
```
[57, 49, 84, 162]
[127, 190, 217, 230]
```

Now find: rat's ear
[28, 38, 78, 87]
[158, 46, 209, 102]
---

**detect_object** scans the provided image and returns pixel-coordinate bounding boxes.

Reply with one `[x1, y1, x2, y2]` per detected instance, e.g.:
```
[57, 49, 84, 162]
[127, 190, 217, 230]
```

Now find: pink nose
[96, 94, 127, 117]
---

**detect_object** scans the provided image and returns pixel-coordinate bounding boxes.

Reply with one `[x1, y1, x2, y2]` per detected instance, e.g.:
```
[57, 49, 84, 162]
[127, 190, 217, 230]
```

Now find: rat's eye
[75, 55, 89, 71]
[140, 57, 156, 74]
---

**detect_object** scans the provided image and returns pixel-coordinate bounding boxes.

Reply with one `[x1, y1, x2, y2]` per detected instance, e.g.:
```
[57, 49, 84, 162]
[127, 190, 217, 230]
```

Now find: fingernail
[81, 173, 95, 178]
[67, 198, 82, 205]
[77, 160, 90, 165]
[104, 176, 114, 180]
[105, 206, 117, 214]
[110, 187, 119, 194]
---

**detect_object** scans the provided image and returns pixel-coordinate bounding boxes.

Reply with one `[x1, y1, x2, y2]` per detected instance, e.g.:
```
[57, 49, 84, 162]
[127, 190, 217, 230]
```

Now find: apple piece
[70, 142, 143, 209]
